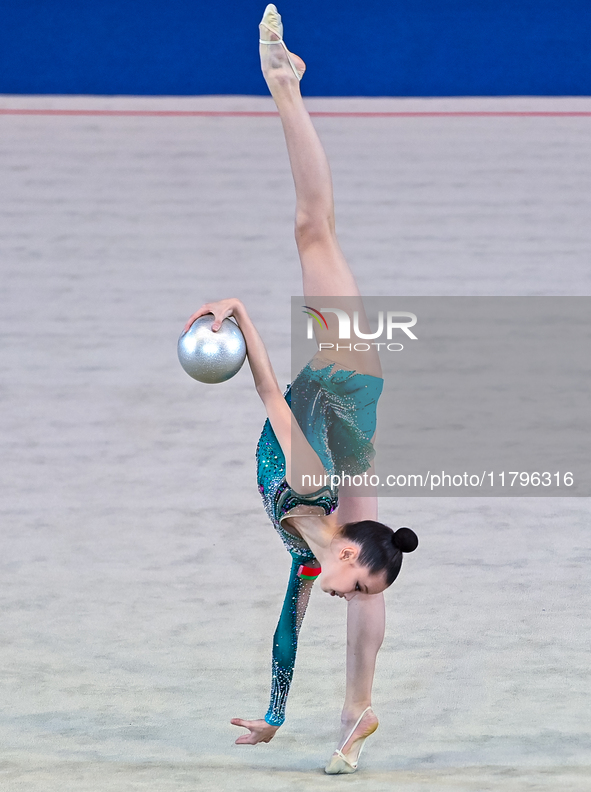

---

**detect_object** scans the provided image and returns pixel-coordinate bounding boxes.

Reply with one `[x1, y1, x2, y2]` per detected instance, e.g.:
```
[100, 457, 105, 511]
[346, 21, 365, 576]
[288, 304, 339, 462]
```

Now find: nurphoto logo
[302, 306, 418, 351]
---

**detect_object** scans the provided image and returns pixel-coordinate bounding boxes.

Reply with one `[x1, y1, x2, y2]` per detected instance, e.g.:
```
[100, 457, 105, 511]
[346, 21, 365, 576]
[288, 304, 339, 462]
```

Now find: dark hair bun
[393, 527, 418, 553]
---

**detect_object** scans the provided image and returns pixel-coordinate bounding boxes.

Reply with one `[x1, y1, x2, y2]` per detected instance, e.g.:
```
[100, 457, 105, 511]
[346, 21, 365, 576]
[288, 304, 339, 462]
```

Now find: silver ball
[178, 315, 247, 383]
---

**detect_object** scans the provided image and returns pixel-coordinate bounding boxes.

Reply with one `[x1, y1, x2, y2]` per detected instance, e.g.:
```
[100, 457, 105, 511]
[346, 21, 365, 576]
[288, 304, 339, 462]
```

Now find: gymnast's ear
[339, 545, 360, 563]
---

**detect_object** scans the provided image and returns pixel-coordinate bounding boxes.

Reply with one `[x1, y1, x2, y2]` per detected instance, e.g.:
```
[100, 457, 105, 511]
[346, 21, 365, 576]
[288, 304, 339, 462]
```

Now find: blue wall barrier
[1, 0, 590, 96]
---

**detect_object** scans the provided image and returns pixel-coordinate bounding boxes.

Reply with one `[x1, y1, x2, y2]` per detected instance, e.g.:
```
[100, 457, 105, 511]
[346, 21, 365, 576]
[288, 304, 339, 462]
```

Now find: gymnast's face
[320, 541, 387, 600]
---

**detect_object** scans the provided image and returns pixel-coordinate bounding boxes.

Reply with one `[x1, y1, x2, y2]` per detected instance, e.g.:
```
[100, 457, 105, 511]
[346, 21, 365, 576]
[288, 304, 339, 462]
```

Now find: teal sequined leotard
[255, 358, 384, 726]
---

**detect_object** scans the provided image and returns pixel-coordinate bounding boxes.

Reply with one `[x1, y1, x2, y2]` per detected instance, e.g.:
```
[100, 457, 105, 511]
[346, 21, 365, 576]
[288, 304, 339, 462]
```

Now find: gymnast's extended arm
[184, 299, 326, 492]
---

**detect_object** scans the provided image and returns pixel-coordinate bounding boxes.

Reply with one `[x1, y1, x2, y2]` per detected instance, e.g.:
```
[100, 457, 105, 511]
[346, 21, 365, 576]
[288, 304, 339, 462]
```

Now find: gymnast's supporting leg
[337, 495, 383, 753]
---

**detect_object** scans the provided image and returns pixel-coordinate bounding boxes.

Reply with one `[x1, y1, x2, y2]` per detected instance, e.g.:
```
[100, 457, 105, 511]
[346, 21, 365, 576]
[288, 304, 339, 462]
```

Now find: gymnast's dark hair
[339, 521, 419, 586]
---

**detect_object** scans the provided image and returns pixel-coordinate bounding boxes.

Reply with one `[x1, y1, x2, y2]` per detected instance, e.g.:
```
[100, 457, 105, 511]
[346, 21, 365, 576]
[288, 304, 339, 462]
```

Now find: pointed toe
[324, 751, 358, 774]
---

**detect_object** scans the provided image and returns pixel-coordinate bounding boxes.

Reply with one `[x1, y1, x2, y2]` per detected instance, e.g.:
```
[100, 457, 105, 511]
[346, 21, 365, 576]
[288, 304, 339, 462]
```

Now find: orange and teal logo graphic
[302, 305, 329, 330]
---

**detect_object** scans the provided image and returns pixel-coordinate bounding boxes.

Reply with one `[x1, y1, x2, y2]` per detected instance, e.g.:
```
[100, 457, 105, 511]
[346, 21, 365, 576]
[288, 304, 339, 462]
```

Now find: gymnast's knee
[294, 212, 335, 248]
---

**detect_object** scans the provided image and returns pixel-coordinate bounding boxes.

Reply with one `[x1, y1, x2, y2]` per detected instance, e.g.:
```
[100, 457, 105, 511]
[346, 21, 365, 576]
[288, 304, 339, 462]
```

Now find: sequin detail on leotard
[289, 358, 383, 476]
[256, 384, 339, 560]
[276, 480, 337, 522]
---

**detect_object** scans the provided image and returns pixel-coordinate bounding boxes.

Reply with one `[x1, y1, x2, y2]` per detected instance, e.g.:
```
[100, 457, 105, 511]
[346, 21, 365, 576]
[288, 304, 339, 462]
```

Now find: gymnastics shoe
[324, 706, 378, 774]
[259, 4, 305, 81]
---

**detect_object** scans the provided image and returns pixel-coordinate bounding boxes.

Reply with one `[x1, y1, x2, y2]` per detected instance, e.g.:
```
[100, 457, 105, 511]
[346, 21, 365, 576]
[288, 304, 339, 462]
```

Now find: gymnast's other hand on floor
[231, 717, 280, 745]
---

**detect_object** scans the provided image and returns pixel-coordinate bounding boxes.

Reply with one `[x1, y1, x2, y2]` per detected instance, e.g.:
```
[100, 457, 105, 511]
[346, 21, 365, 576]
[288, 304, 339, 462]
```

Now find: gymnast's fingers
[234, 733, 256, 744]
[231, 717, 256, 744]
[182, 305, 213, 333]
[210, 309, 230, 332]
[230, 717, 256, 731]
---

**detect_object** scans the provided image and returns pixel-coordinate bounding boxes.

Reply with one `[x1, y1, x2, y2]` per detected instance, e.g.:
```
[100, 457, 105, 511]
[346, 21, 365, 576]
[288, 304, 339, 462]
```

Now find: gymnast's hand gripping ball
[178, 315, 247, 383]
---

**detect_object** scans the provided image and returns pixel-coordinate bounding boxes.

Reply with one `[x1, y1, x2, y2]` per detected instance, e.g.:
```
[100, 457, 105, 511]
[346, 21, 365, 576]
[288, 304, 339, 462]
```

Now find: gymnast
[183, 5, 418, 773]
